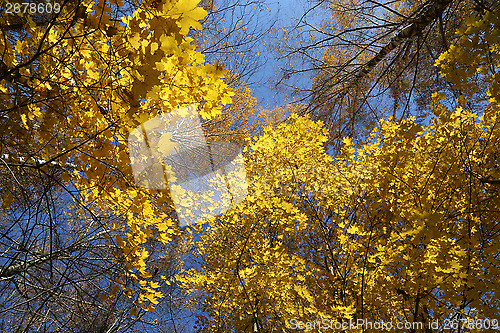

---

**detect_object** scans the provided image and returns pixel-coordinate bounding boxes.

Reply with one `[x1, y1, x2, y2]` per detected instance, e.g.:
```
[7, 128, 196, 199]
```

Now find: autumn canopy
[0, 0, 499, 331]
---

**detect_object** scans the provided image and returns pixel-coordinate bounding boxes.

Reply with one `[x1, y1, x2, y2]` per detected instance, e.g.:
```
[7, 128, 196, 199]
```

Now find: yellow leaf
[160, 34, 177, 52]
[347, 225, 360, 234]
[157, 132, 178, 156]
[150, 42, 159, 54]
[129, 307, 138, 316]
[1, 194, 14, 209]
[112, 284, 121, 295]
[20, 114, 29, 128]
[129, 33, 141, 49]
[15, 40, 26, 54]
[145, 292, 160, 305]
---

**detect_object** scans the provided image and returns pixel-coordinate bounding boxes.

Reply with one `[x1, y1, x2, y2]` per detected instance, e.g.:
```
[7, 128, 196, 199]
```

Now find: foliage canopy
[1, 0, 500, 331]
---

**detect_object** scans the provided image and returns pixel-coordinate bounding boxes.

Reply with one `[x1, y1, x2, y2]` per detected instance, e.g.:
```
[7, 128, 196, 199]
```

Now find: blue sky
[248, 0, 298, 109]
[233, 0, 327, 110]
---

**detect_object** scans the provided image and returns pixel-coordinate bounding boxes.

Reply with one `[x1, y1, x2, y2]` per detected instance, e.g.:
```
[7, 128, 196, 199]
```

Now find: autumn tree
[178, 7, 500, 332]
[0, 0, 237, 330]
[276, 0, 498, 150]
[194, 0, 281, 139]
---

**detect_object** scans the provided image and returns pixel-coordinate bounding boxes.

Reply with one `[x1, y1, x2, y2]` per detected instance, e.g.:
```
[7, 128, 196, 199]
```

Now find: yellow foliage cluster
[178, 8, 500, 332]
[0, 0, 233, 311]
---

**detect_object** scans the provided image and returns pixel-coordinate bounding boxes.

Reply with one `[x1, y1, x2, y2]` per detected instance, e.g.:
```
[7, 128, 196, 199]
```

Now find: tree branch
[351, 0, 453, 87]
